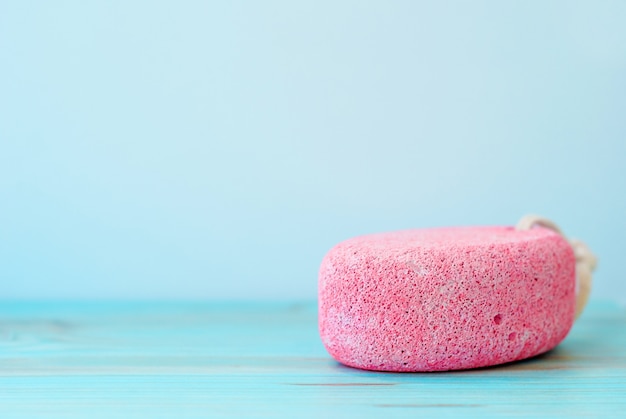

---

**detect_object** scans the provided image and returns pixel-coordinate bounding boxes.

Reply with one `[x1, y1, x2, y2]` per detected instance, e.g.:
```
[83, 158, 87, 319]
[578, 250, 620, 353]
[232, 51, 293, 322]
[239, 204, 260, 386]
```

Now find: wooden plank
[0, 301, 624, 418]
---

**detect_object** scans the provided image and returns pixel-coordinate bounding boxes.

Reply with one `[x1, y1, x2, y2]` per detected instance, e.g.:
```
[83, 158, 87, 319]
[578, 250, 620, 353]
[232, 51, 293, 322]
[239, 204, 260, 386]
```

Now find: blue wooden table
[0, 301, 624, 418]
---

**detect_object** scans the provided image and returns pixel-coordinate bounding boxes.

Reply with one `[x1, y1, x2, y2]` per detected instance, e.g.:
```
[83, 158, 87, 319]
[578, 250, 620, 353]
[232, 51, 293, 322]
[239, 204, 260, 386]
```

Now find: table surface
[0, 301, 624, 418]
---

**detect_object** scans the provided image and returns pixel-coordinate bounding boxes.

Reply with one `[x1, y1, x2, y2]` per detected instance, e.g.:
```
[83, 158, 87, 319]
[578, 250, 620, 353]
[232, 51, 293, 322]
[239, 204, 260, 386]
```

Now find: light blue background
[1, 1, 624, 301]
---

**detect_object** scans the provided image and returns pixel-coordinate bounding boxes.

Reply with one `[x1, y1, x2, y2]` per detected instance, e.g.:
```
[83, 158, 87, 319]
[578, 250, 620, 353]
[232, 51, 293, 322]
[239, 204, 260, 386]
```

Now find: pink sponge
[318, 226, 576, 372]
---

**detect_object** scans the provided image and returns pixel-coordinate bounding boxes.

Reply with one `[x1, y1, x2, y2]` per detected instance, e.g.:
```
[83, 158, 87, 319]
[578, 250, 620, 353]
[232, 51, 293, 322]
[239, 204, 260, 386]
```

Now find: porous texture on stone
[318, 226, 576, 372]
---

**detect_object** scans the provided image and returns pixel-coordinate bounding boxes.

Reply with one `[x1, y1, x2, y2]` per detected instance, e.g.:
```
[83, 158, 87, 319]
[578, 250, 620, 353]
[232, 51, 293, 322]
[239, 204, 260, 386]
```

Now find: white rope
[516, 215, 597, 320]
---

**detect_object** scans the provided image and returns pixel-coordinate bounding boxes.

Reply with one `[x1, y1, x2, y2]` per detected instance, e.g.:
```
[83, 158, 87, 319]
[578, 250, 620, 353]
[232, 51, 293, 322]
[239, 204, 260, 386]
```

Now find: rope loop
[516, 215, 597, 320]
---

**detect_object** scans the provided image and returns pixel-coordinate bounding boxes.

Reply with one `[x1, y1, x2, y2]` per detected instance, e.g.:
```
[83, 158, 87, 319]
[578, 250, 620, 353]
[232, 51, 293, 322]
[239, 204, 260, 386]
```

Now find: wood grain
[0, 301, 624, 418]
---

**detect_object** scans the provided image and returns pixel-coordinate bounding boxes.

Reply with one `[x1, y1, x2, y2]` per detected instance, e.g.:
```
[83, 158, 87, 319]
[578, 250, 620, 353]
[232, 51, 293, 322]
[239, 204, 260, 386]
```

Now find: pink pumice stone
[318, 226, 576, 372]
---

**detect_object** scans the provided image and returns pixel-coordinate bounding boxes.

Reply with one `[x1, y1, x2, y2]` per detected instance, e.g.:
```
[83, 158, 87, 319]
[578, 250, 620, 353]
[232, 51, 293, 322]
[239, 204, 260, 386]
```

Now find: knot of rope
[516, 215, 597, 320]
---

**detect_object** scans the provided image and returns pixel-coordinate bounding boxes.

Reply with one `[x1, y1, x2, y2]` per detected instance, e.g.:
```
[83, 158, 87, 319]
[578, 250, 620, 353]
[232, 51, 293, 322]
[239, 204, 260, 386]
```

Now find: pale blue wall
[1, 1, 625, 301]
